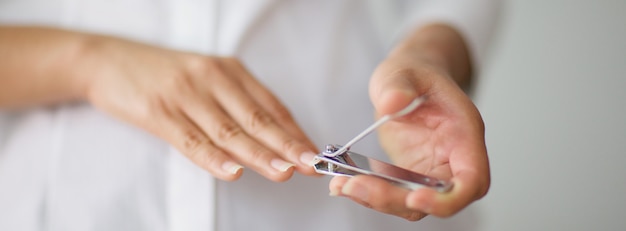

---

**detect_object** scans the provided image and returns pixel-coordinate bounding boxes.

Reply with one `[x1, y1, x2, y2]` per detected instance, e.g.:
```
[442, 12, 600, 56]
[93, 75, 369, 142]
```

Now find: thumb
[369, 70, 419, 116]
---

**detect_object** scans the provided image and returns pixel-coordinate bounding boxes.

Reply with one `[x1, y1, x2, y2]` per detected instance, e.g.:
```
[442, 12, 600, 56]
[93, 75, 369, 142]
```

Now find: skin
[0, 26, 318, 182]
[0, 23, 489, 220]
[329, 24, 490, 221]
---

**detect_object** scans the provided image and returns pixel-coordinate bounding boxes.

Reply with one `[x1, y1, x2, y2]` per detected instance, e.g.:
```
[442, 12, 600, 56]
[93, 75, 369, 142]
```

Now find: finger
[153, 107, 243, 181]
[328, 176, 349, 196]
[225, 59, 313, 141]
[406, 128, 489, 217]
[406, 170, 484, 217]
[369, 67, 421, 116]
[208, 61, 317, 174]
[179, 95, 297, 182]
[225, 59, 318, 152]
[339, 175, 428, 221]
[404, 118, 490, 217]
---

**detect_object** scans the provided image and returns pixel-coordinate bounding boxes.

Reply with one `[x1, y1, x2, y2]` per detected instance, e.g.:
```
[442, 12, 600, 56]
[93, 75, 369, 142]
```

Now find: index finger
[330, 175, 428, 221]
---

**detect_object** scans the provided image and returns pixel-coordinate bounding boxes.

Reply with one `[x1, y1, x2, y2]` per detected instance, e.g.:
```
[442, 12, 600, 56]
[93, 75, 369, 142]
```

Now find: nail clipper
[311, 97, 453, 192]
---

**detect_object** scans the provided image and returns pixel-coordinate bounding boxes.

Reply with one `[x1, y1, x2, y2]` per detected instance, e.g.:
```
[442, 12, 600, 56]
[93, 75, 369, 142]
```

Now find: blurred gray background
[470, 0, 626, 230]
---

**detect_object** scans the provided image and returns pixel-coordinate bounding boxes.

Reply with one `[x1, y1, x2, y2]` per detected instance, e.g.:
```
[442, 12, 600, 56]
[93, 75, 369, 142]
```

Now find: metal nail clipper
[312, 97, 453, 192]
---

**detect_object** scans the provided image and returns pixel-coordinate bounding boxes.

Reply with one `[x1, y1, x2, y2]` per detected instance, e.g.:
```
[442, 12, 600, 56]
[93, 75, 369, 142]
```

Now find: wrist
[64, 32, 105, 102]
[389, 24, 472, 88]
[71, 33, 132, 103]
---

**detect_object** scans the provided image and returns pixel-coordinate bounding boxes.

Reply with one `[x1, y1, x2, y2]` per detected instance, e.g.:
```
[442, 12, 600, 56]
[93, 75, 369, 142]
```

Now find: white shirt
[0, 0, 500, 230]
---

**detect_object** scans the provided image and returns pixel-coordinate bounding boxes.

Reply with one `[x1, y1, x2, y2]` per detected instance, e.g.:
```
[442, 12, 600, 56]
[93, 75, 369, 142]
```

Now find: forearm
[389, 24, 472, 88]
[0, 26, 90, 108]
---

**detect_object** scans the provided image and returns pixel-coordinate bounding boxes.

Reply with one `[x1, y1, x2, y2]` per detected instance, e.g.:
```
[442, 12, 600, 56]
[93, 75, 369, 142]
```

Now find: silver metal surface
[313, 144, 453, 192]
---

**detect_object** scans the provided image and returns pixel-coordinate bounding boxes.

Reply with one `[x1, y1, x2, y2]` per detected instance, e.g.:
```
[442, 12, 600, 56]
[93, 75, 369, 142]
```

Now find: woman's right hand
[79, 36, 318, 182]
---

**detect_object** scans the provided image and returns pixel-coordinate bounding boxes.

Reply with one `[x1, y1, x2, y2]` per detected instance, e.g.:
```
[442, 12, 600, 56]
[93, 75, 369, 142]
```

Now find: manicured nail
[271, 159, 295, 172]
[329, 187, 341, 196]
[342, 181, 369, 201]
[222, 161, 243, 175]
[299, 151, 317, 166]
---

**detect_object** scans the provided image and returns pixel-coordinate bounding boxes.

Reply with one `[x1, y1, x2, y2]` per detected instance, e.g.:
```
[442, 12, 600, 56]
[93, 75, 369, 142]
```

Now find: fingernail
[342, 181, 369, 201]
[329, 187, 341, 197]
[271, 159, 295, 172]
[408, 194, 433, 214]
[418, 200, 433, 214]
[222, 161, 243, 175]
[394, 77, 417, 97]
[299, 151, 317, 166]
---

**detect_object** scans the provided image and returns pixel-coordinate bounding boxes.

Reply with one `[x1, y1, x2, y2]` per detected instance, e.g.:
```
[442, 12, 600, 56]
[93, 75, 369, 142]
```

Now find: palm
[378, 98, 471, 182]
[374, 63, 487, 184]
[330, 56, 490, 220]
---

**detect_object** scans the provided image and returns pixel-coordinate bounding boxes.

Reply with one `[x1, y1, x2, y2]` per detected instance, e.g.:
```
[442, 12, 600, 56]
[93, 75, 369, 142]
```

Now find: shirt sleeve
[399, 0, 502, 70]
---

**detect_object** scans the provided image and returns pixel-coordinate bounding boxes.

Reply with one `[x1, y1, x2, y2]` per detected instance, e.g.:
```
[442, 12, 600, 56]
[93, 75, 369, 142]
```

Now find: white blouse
[0, 0, 500, 230]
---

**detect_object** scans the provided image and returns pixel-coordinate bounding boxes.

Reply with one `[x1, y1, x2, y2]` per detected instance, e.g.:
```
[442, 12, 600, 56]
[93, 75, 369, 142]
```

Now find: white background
[470, 1, 626, 230]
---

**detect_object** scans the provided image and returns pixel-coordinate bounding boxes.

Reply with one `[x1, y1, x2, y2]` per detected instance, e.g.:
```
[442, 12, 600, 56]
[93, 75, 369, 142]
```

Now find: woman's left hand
[328, 50, 490, 221]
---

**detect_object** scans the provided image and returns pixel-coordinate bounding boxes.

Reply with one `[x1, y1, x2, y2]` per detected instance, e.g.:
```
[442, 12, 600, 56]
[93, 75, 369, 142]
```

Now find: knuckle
[147, 96, 166, 115]
[136, 97, 165, 127]
[186, 56, 215, 74]
[271, 104, 293, 122]
[144, 104, 179, 136]
[246, 109, 274, 134]
[179, 131, 227, 173]
[214, 122, 243, 143]
[372, 199, 395, 212]
[186, 56, 230, 81]
[248, 146, 272, 164]
[404, 212, 426, 221]
[384, 69, 416, 82]
[181, 130, 208, 157]
[281, 138, 299, 156]
[198, 148, 225, 170]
